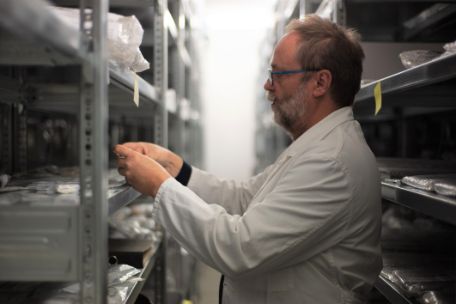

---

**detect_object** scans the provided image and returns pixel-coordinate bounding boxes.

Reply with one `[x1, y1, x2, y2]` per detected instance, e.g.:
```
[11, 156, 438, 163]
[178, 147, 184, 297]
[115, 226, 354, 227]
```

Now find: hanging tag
[374, 82, 382, 115]
[132, 71, 139, 107]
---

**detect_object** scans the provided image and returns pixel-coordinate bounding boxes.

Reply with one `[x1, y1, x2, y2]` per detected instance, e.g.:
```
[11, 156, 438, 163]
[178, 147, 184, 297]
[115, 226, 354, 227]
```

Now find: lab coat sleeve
[186, 166, 272, 215]
[154, 155, 352, 278]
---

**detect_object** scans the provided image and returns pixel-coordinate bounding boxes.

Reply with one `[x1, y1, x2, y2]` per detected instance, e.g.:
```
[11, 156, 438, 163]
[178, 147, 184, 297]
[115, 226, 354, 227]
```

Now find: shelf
[345, 0, 456, 2]
[0, 0, 84, 63]
[382, 180, 456, 225]
[124, 247, 158, 304]
[0, 248, 159, 303]
[110, 65, 159, 104]
[165, 10, 192, 67]
[0, 68, 162, 119]
[0, 30, 78, 66]
[179, 98, 200, 122]
[0, 183, 140, 212]
[354, 53, 456, 108]
[0, 1, 161, 107]
[344, 1, 456, 42]
[315, 0, 336, 19]
[0, 184, 140, 281]
[374, 276, 413, 304]
[402, 3, 456, 40]
[32, 86, 157, 116]
[143, 29, 190, 57]
[108, 186, 142, 215]
[276, 0, 300, 20]
[0, 199, 80, 281]
[54, 0, 157, 8]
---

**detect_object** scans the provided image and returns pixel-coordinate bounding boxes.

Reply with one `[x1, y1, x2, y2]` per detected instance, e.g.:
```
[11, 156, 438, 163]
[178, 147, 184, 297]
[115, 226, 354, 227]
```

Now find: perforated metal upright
[154, 0, 169, 148]
[171, 1, 187, 156]
[78, 0, 109, 303]
[153, 1, 169, 303]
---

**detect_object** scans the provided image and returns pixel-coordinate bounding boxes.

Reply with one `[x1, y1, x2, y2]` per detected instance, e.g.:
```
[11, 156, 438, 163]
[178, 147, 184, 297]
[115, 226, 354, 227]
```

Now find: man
[115, 14, 382, 304]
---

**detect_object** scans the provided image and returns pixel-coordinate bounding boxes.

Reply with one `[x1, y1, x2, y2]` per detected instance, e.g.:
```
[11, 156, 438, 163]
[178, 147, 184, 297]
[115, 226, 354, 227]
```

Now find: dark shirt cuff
[175, 160, 192, 186]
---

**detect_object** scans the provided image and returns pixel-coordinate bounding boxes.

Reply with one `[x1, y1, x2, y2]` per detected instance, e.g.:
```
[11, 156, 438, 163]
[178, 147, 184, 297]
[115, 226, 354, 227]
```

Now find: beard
[267, 84, 307, 132]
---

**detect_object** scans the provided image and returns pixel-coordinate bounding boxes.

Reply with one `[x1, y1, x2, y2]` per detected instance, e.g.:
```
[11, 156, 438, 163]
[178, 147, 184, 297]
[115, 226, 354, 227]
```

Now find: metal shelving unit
[124, 250, 159, 304]
[346, 1, 456, 303]
[110, 65, 159, 103]
[374, 277, 414, 304]
[0, 0, 202, 302]
[0, 0, 84, 62]
[354, 53, 456, 111]
[0, 186, 141, 282]
[382, 180, 456, 226]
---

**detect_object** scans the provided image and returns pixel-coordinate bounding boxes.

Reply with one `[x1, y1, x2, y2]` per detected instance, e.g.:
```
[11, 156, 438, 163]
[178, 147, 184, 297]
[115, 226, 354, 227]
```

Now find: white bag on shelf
[51, 7, 150, 72]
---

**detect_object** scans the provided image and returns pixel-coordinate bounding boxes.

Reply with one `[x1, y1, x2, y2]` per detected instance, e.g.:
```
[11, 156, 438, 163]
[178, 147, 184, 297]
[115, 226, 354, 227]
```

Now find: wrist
[175, 160, 192, 186]
[164, 151, 183, 177]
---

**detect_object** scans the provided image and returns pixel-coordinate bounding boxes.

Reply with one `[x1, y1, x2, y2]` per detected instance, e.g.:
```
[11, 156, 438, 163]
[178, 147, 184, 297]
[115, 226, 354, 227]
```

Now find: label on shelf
[133, 71, 139, 107]
[374, 82, 382, 115]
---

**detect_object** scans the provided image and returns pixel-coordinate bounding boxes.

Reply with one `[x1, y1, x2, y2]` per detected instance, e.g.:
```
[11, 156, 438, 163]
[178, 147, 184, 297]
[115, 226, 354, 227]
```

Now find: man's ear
[312, 69, 332, 98]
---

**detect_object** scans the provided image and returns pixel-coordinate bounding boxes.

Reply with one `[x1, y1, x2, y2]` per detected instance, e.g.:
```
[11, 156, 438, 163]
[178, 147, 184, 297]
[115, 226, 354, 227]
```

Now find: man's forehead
[270, 32, 301, 67]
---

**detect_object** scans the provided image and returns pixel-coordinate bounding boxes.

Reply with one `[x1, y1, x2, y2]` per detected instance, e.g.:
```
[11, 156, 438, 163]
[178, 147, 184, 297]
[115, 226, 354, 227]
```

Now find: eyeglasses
[267, 68, 320, 86]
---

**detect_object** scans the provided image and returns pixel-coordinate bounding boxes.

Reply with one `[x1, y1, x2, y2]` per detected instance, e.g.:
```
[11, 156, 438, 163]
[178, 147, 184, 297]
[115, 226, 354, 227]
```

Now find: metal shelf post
[79, 0, 109, 302]
[154, 0, 169, 148]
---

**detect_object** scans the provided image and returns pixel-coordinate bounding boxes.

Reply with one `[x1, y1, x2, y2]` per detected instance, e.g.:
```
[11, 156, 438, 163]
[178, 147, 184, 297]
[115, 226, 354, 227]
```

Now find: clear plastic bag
[441, 40, 456, 58]
[433, 178, 456, 197]
[108, 264, 141, 286]
[420, 290, 454, 304]
[110, 204, 159, 239]
[399, 50, 442, 69]
[401, 174, 456, 194]
[51, 7, 150, 72]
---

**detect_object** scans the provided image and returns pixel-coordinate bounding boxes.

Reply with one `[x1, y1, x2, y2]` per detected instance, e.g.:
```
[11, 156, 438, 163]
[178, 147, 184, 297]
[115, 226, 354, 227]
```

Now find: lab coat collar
[283, 106, 354, 157]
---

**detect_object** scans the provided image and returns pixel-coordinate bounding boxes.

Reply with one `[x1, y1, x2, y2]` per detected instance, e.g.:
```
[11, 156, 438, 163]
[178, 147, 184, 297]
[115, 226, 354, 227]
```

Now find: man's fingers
[114, 144, 137, 159]
[122, 142, 146, 154]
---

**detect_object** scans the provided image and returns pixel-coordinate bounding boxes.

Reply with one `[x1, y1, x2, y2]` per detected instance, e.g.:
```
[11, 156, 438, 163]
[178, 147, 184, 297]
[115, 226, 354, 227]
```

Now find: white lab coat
[155, 107, 382, 304]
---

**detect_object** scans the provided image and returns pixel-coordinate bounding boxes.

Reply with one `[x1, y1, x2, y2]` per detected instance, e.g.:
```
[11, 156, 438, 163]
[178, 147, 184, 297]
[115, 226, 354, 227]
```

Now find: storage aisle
[1, 0, 456, 303]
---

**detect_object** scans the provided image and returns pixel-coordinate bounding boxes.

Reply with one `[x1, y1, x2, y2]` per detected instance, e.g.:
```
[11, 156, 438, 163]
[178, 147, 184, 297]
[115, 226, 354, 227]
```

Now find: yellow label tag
[133, 72, 139, 107]
[374, 82, 382, 115]
[182, 300, 193, 304]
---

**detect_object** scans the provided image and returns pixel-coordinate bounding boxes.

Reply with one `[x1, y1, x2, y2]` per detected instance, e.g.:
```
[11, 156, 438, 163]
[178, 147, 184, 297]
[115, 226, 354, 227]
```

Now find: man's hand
[114, 144, 171, 197]
[120, 142, 183, 177]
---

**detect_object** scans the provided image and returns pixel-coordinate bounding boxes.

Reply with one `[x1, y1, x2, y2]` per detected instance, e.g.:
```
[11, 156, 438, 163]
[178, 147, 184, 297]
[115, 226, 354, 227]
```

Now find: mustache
[266, 92, 275, 101]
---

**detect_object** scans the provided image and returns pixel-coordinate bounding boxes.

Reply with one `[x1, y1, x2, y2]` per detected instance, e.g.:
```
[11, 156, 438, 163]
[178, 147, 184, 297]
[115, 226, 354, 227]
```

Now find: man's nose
[264, 79, 273, 91]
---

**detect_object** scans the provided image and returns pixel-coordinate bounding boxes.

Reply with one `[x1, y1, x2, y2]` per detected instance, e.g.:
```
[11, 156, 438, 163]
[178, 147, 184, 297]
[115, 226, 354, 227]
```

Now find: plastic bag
[401, 174, 456, 193]
[399, 50, 442, 69]
[51, 7, 149, 72]
[433, 178, 456, 197]
[108, 264, 141, 286]
[110, 204, 159, 239]
[441, 40, 456, 58]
